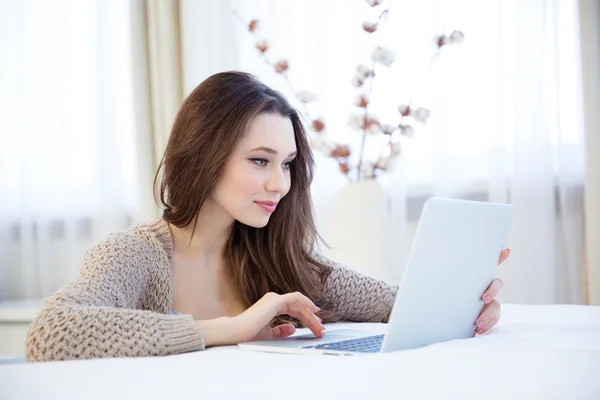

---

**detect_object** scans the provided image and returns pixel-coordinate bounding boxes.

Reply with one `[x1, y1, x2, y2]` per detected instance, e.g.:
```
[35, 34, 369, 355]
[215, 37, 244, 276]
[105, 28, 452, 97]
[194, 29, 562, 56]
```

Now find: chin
[237, 216, 271, 228]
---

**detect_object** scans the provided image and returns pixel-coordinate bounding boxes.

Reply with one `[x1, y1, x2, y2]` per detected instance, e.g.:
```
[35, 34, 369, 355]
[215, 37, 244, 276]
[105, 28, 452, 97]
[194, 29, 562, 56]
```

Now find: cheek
[282, 173, 292, 196]
[238, 171, 264, 195]
[223, 164, 263, 197]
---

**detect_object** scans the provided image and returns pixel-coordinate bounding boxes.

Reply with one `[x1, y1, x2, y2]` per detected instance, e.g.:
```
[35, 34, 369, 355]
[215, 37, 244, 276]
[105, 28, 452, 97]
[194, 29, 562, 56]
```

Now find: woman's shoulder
[85, 218, 171, 264]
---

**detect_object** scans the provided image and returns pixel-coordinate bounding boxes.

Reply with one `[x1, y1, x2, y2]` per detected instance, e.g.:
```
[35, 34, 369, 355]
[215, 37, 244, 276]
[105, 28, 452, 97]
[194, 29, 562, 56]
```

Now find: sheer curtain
[0, 0, 147, 300]
[224, 0, 586, 304]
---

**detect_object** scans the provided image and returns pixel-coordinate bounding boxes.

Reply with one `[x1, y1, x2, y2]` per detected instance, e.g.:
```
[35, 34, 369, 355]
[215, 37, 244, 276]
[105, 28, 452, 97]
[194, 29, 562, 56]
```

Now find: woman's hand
[235, 292, 325, 342]
[199, 292, 325, 347]
[475, 248, 511, 335]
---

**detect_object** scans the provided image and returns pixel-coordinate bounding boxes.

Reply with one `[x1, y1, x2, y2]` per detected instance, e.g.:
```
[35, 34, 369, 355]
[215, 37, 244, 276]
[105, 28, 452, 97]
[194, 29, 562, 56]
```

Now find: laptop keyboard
[304, 334, 384, 353]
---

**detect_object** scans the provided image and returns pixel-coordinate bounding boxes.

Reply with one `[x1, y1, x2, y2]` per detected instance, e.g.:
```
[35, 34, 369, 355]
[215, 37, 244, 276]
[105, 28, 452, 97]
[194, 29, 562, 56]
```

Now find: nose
[265, 166, 289, 195]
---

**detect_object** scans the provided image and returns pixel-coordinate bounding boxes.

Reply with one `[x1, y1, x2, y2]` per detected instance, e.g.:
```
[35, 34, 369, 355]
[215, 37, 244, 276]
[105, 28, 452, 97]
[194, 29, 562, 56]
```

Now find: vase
[327, 179, 401, 284]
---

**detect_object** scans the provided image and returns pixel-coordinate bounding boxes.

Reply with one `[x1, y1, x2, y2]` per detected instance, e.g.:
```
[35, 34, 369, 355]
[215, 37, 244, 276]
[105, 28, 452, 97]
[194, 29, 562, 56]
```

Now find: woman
[26, 71, 510, 361]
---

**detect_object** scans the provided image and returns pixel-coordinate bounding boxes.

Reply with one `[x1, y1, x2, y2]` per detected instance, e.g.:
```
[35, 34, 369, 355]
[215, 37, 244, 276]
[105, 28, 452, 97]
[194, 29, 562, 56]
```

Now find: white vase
[327, 180, 399, 283]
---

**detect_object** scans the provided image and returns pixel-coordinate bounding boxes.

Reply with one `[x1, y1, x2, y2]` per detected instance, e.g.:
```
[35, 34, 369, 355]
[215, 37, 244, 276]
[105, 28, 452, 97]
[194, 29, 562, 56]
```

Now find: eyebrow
[249, 146, 297, 157]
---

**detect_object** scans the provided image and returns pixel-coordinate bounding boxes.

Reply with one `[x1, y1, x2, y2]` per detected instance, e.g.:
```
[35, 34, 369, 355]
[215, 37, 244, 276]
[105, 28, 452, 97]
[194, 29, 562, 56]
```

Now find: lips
[254, 201, 277, 213]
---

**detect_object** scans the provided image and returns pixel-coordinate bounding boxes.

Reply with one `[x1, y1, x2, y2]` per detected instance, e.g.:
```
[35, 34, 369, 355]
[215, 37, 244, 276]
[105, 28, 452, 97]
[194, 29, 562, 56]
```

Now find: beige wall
[579, 0, 600, 304]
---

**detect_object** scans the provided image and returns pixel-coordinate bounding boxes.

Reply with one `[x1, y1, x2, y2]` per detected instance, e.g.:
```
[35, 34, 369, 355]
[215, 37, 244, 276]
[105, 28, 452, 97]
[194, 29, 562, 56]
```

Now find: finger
[479, 313, 500, 335]
[252, 324, 275, 341]
[277, 292, 320, 314]
[296, 304, 325, 337]
[271, 323, 296, 339]
[291, 291, 321, 313]
[482, 277, 504, 304]
[498, 248, 511, 265]
[275, 293, 324, 336]
[287, 304, 325, 338]
[475, 300, 500, 334]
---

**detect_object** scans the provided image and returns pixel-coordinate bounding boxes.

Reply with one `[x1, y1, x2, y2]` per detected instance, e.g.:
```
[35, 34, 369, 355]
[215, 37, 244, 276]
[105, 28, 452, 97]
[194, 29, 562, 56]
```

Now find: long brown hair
[154, 71, 339, 324]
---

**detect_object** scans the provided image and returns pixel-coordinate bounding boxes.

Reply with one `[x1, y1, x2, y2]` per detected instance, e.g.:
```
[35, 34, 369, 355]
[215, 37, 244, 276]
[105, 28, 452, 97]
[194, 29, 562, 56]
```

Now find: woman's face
[210, 113, 297, 228]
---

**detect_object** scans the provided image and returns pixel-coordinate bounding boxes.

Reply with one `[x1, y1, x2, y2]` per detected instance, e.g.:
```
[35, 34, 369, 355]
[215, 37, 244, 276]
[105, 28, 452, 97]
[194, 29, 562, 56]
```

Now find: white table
[1, 304, 599, 399]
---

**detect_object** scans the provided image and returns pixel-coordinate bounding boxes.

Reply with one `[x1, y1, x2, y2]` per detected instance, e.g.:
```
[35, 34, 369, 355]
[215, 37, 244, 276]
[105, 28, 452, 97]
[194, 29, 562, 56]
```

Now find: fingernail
[477, 319, 485, 328]
[484, 295, 491, 303]
[317, 316, 322, 323]
[507, 249, 511, 253]
[477, 328, 483, 334]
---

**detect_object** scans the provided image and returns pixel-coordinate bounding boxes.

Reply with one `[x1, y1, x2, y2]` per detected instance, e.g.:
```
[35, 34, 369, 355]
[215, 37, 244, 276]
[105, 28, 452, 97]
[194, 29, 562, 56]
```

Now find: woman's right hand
[199, 292, 325, 347]
[234, 292, 325, 343]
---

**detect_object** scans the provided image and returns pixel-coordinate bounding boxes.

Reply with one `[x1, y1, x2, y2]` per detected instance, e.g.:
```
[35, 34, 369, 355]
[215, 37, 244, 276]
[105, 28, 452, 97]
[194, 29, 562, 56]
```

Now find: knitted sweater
[26, 218, 398, 362]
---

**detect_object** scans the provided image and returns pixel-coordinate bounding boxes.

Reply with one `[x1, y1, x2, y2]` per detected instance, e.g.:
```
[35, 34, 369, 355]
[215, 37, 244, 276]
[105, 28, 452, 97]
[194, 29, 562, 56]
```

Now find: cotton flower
[365, 117, 381, 135]
[413, 107, 430, 123]
[400, 125, 415, 138]
[449, 30, 465, 44]
[398, 104, 411, 116]
[376, 155, 391, 171]
[437, 30, 465, 48]
[310, 135, 334, 154]
[312, 118, 326, 133]
[355, 94, 369, 108]
[297, 91, 317, 104]
[363, 22, 378, 33]
[256, 40, 269, 53]
[390, 141, 401, 156]
[377, 154, 399, 171]
[348, 114, 365, 131]
[356, 64, 373, 79]
[352, 65, 373, 87]
[360, 161, 375, 179]
[366, 0, 383, 6]
[275, 60, 289, 73]
[381, 124, 396, 135]
[330, 144, 352, 158]
[436, 35, 449, 48]
[339, 162, 351, 175]
[371, 47, 396, 67]
[351, 76, 365, 87]
[248, 20, 259, 32]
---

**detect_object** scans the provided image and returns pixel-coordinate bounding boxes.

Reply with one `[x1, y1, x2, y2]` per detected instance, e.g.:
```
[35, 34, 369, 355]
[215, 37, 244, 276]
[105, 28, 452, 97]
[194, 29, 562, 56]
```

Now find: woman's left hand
[475, 248, 511, 335]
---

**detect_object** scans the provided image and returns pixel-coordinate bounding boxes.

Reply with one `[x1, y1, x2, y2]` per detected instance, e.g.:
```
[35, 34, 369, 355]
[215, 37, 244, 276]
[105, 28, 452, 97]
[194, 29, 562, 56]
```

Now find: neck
[170, 199, 234, 260]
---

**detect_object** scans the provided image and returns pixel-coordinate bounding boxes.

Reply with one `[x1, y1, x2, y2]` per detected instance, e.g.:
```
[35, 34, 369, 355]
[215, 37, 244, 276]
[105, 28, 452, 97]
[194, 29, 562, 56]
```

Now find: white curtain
[179, 0, 239, 95]
[0, 0, 147, 299]
[222, 0, 586, 304]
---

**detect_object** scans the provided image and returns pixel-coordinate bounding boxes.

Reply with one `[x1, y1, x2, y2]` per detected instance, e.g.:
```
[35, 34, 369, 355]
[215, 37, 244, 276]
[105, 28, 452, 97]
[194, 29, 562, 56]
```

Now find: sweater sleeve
[317, 253, 399, 323]
[25, 232, 205, 362]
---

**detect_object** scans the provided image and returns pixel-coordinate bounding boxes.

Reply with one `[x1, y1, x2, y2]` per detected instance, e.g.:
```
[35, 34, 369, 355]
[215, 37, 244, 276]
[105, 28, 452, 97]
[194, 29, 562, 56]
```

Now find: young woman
[26, 71, 510, 361]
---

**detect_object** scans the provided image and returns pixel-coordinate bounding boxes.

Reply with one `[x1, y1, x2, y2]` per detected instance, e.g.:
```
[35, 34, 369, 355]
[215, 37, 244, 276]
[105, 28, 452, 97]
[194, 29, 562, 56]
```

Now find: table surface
[1, 303, 599, 400]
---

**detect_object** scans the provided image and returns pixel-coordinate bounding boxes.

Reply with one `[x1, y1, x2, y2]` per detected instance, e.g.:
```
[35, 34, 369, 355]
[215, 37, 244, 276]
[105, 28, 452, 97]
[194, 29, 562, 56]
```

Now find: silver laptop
[238, 197, 514, 355]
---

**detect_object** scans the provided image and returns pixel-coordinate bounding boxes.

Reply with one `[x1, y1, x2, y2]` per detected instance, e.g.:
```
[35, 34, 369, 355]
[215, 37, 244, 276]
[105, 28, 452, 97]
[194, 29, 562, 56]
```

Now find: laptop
[238, 196, 514, 355]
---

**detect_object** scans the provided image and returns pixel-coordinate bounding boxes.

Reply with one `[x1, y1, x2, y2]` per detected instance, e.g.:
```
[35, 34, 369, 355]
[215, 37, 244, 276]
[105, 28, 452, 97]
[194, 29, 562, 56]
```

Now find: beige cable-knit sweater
[25, 218, 398, 362]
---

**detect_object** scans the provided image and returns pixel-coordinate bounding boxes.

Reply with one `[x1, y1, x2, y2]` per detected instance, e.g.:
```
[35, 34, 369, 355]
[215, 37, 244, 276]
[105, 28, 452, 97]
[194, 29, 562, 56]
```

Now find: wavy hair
[154, 71, 339, 324]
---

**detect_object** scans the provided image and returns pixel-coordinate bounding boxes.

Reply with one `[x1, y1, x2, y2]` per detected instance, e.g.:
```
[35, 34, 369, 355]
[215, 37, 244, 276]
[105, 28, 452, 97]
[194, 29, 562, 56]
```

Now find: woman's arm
[26, 232, 205, 362]
[317, 253, 399, 323]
